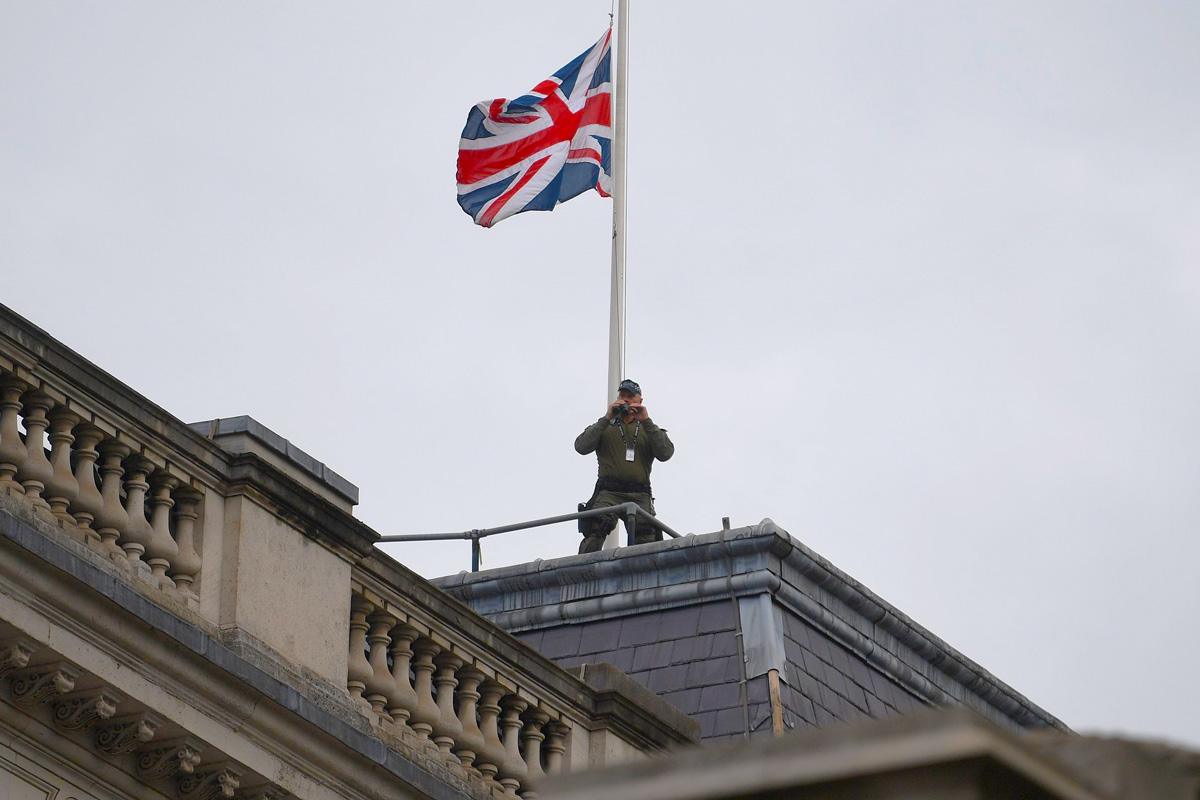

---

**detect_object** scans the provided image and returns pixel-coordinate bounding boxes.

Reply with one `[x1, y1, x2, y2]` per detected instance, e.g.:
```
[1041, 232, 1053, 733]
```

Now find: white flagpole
[607, 0, 629, 401]
[603, 0, 630, 550]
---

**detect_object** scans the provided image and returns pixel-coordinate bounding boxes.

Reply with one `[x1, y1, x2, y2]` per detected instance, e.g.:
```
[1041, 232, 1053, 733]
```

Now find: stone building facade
[0, 303, 693, 800]
[4, 300, 1193, 800]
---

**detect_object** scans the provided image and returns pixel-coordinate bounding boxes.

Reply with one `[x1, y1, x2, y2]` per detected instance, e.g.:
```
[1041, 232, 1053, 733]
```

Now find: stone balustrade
[0, 361, 209, 603]
[347, 585, 575, 799]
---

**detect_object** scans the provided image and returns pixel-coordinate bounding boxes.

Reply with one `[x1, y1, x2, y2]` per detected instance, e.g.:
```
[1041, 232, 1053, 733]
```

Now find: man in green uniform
[574, 378, 675, 553]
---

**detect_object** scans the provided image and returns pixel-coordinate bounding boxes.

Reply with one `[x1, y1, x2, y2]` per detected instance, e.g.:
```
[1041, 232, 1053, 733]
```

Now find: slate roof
[434, 520, 1067, 740]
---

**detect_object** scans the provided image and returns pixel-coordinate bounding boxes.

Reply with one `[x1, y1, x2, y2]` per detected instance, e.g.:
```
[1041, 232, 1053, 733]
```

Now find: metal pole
[607, 0, 629, 402]
[604, 0, 630, 551]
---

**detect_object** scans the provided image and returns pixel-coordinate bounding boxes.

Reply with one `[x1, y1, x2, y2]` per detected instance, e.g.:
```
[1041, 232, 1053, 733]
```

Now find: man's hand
[631, 403, 649, 422]
[607, 399, 627, 420]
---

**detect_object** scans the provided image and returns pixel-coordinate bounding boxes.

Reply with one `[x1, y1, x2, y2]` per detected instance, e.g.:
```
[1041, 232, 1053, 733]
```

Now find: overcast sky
[3, 1, 1198, 748]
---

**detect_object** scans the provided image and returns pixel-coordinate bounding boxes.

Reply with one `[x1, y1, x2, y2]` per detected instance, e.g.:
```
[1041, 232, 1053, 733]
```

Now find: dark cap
[618, 379, 642, 395]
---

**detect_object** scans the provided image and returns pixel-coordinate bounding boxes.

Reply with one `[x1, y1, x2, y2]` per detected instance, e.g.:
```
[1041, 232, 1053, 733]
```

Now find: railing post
[625, 503, 637, 547]
[470, 532, 481, 572]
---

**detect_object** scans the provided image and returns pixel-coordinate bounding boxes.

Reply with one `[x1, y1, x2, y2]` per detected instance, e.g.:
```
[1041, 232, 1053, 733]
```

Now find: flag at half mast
[456, 31, 613, 228]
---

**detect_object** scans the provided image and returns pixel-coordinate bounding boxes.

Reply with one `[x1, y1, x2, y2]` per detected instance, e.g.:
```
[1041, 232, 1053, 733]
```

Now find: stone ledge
[189, 416, 359, 506]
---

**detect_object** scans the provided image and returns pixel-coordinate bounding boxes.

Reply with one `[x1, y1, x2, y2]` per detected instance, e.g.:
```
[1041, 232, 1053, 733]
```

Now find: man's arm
[574, 417, 609, 454]
[643, 419, 674, 461]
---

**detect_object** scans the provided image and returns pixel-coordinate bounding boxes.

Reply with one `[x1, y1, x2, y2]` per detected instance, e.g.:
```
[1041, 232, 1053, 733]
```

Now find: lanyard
[617, 421, 641, 452]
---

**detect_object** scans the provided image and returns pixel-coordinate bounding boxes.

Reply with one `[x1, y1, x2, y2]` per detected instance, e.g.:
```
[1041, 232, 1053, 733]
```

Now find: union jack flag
[456, 31, 613, 228]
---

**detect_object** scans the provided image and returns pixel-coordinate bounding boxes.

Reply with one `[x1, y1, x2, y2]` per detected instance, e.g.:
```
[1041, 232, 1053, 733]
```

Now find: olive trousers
[578, 489, 661, 553]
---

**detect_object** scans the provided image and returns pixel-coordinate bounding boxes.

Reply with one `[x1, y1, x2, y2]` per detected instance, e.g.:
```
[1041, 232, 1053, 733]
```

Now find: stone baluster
[408, 638, 443, 742]
[94, 440, 131, 560]
[44, 407, 80, 525]
[170, 487, 203, 600]
[15, 392, 54, 513]
[364, 610, 397, 719]
[120, 455, 155, 567]
[68, 423, 104, 547]
[346, 596, 373, 711]
[496, 694, 529, 797]
[520, 706, 550, 797]
[431, 651, 465, 756]
[454, 665, 486, 771]
[475, 680, 508, 785]
[146, 471, 180, 589]
[0, 376, 28, 494]
[385, 624, 420, 726]
[543, 721, 569, 775]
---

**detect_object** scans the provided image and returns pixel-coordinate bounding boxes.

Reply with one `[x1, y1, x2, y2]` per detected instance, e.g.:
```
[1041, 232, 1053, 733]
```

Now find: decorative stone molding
[15, 391, 54, 512]
[170, 486, 204, 600]
[0, 638, 34, 678]
[44, 406, 81, 525]
[96, 713, 162, 756]
[68, 422, 106, 546]
[137, 738, 204, 780]
[0, 374, 29, 493]
[51, 688, 120, 731]
[544, 721, 570, 775]
[178, 763, 242, 800]
[10, 662, 79, 706]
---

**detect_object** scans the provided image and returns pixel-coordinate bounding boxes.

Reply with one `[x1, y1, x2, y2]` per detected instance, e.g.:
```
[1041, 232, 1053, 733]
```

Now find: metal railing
[377, 503, 683, 572]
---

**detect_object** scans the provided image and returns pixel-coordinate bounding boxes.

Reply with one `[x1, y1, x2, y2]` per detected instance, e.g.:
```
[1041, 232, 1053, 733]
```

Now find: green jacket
[574, 416, 675, 485]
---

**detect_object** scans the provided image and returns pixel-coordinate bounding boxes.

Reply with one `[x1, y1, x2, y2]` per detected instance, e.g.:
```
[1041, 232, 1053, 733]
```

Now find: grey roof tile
[697, 601, 737, 633]
[818, 682, 842, 713]
[670, 633, 713, 665]
[846, 654, 876, 691]
[540, 626, 583, 659]
[799, 647, 826, 679]
[866, 692, 891, 718]
[517, 630, 544, 650]
[632, 641, 673, 672]
[820, 662, 850, 697]
[699, 682, 742, 712]
[710, 631, 739, 658]
[646, 664, 690, 693]
[553, 655, 587, 671]
[813, 704, 838, 725]
[842, 679, 869, 713]
[657, 605, 703, 638]
[788, 690, 817, 726]
[805, 629, 834, 664]
[577, 619, 621, 654]
[605, 647, 635, 673]
[685, 655, 740, 687]
[662, 688, 703, 715]
[618, 614, 662, 648]
[746, 677, 769, 704]
[695, 710, 719, 738]
[713, 707, 746, 737]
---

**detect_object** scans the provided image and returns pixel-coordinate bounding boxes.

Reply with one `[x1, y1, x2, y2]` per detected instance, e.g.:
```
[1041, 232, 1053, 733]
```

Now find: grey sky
[2, 1, 1198, 748]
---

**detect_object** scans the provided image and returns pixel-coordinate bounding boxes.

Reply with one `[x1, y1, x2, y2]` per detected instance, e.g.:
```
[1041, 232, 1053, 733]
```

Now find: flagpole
[607, 0, 628, 401]
[603, 0, 630, 550]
